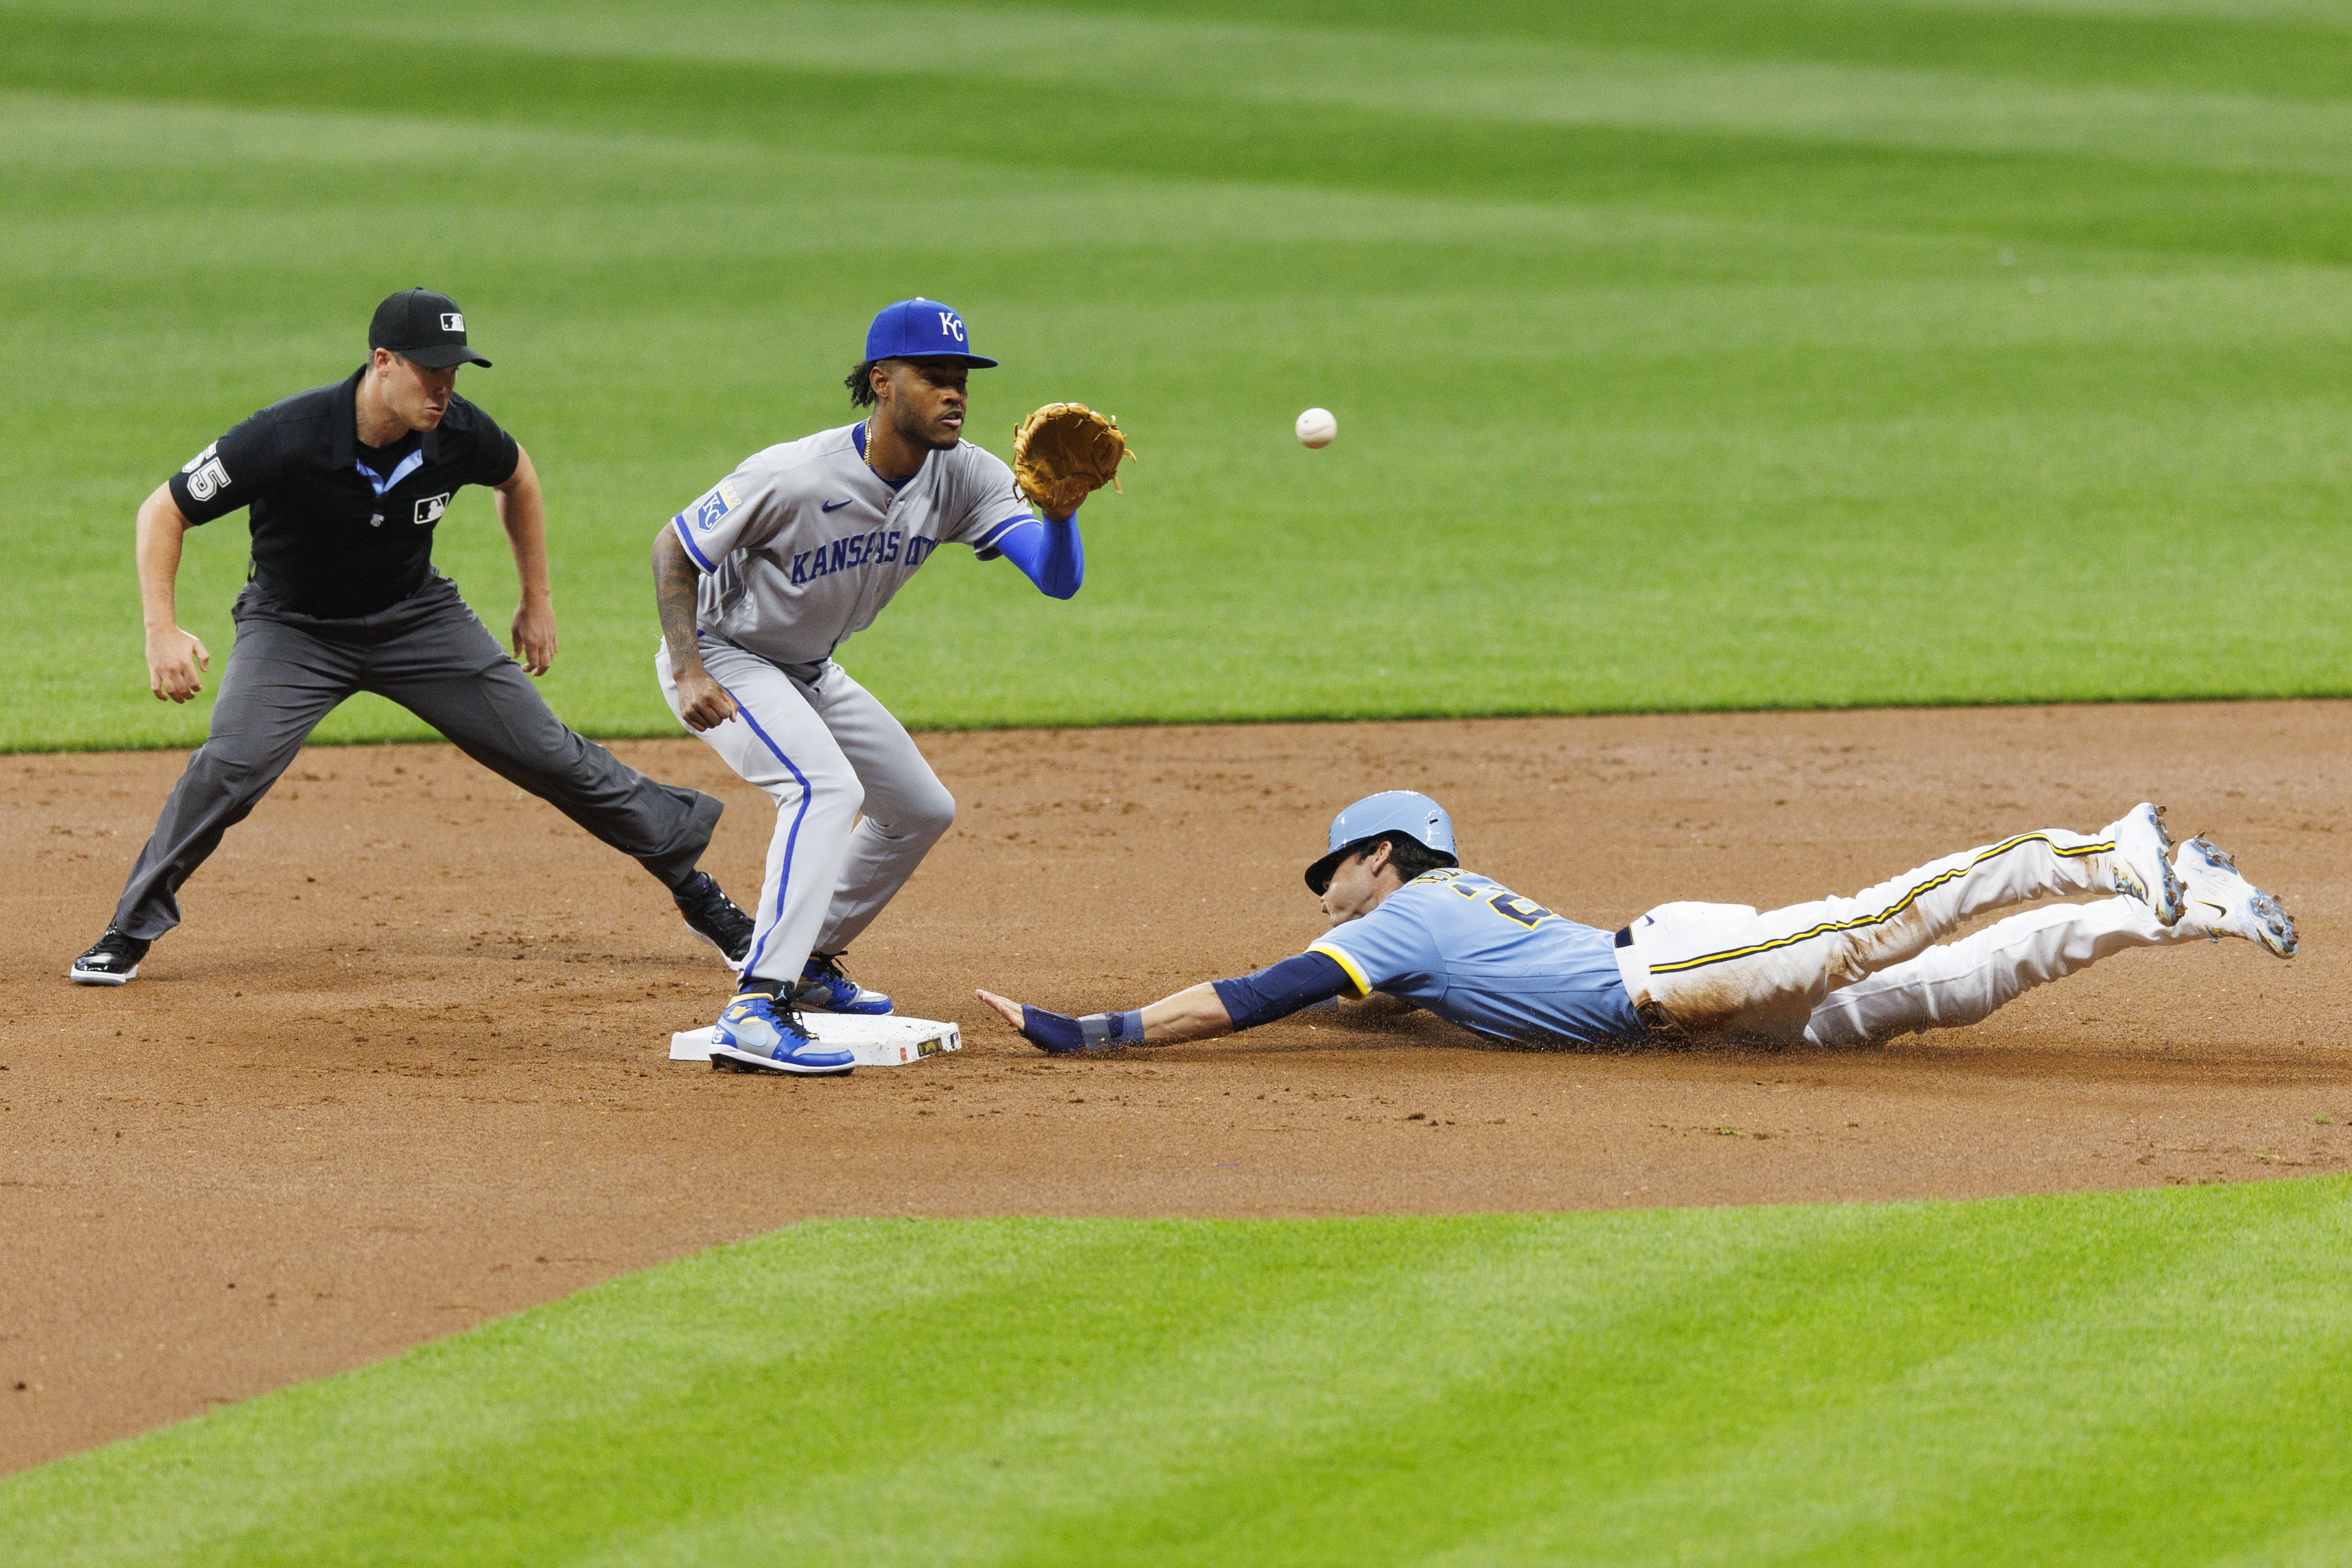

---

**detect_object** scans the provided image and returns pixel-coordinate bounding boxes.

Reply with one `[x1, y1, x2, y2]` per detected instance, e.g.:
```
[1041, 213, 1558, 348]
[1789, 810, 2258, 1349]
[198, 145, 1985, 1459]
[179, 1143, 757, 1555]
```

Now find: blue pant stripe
[717, 681, 812, 981]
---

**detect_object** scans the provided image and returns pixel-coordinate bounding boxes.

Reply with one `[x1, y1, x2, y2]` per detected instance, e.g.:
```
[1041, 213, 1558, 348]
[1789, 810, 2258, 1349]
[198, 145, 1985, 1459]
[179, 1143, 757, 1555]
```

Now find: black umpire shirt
[167, 365, 521, 618]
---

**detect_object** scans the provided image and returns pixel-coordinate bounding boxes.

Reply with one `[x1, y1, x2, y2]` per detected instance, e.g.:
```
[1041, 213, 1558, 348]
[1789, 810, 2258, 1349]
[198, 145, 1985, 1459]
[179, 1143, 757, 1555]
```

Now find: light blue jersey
[1308, 868, 1645, 1047]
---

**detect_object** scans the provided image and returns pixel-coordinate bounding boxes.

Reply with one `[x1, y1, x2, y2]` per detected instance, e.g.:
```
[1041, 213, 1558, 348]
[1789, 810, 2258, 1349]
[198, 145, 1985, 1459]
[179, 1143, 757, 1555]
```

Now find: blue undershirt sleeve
[1210, 952, 1353, 1033]
[986, 509, 1084, 599]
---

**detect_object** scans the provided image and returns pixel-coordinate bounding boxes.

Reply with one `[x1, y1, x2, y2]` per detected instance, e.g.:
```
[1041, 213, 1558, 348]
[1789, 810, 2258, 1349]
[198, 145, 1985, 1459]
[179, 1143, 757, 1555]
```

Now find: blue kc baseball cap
[864, 298, 998, 367]
[1305, 791, 1459, 894]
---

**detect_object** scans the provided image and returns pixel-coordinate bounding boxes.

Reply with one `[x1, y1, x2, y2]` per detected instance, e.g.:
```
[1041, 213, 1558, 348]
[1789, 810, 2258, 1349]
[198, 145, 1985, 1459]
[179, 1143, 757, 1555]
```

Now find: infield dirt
[6, 702, 2347, 1471]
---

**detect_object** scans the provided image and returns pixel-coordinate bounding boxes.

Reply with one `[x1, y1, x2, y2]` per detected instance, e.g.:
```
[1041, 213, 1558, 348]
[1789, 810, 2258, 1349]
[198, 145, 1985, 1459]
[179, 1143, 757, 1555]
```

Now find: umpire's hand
[511, 594, 558, 677]
[146, 625, 210, 703]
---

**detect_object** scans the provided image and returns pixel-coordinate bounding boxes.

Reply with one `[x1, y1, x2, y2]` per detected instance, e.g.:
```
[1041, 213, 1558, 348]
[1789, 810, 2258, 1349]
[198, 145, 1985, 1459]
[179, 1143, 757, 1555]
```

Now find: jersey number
[1446, 876, 1555, 928]
[1487, 892, 1554, 928]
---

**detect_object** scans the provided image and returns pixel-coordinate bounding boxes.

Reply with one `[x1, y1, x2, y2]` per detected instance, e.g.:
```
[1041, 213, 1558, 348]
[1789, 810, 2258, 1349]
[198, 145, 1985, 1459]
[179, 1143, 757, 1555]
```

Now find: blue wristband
[1018, 1005, 1144, 1054]
[1080, 1009, 1147, 1049]
[1019, 1006, 1086, 1055]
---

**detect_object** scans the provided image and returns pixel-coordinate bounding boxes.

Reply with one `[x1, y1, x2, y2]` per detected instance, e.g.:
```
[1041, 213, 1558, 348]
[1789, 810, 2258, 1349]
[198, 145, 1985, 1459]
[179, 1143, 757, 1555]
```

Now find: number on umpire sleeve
[186, 458, 230, 502]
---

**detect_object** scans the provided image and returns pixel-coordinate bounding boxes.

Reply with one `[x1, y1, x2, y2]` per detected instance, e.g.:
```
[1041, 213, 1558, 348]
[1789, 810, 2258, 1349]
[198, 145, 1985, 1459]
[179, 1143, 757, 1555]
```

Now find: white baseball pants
[1615, 827, 2198, 1046]
[659, 640, 953, 987]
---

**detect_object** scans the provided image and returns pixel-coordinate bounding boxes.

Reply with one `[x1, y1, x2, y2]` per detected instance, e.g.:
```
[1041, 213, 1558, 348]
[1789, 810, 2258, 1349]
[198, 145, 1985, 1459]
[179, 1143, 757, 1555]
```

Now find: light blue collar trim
[356, 449, 425, 495]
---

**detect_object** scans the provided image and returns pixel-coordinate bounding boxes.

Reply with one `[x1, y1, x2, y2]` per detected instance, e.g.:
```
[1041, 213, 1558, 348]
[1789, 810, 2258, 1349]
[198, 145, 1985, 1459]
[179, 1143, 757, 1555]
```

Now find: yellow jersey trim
[1308, 942, 1373, 998]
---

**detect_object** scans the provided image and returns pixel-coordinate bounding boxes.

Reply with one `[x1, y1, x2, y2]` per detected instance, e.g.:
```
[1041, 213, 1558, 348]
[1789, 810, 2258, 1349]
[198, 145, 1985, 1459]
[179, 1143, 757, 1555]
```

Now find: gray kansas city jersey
[669, 422, 1034, 668]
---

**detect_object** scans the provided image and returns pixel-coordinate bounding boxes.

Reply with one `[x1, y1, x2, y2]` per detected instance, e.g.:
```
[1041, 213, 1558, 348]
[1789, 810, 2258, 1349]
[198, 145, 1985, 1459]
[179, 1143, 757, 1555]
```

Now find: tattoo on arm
[652, 529, 704, 667]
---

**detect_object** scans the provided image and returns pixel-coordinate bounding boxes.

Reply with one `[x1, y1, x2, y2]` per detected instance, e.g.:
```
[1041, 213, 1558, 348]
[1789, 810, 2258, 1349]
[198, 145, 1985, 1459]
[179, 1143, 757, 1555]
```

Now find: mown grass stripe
[37, 1, 2352, 179]
[8, 11, 2352, 264]
[6, 1185, 2351, 1564]
[981, 0, 2352, 101]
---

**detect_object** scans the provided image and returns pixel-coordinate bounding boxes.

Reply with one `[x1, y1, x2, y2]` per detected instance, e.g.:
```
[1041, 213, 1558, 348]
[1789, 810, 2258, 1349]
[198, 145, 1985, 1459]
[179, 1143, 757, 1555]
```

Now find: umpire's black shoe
[70, 927, 150, 986]
[674, 872, 755, 968]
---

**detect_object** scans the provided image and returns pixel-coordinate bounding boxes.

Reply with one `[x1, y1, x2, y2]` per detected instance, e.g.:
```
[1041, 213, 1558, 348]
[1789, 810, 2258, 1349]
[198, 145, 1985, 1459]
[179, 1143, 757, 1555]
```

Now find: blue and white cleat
[708, 991, 855, 1076]
[2177, 836, 2297, 958]
[2102, 802, 2184, 927]
[796, 952, 893, 1016]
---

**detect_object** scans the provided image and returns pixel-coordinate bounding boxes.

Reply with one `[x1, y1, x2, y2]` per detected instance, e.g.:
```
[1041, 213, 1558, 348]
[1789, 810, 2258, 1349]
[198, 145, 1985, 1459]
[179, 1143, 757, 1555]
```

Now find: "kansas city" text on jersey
[786, 530, 944, 585]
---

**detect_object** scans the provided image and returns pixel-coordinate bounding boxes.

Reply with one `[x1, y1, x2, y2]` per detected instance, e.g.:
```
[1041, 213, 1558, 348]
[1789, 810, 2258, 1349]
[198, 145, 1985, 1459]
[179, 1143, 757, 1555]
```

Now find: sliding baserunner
[654, 299, 1128, 1076]
[977, 791, 2297, 1053]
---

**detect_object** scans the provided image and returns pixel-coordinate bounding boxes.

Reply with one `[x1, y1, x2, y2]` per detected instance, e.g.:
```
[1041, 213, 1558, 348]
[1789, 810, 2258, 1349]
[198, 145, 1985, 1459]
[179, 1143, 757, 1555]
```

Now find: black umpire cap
[368, 287, 492, 369]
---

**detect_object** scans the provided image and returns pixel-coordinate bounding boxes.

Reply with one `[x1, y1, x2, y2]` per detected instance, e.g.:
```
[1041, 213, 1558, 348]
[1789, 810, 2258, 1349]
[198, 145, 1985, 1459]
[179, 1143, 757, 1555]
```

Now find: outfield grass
[7, 1180, 2350, 1565]
[4, 0, 2349, 749]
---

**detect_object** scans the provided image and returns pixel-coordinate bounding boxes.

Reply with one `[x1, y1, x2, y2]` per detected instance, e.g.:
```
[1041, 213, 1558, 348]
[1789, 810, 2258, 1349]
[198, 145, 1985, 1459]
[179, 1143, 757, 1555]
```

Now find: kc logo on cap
[863, 297, 999, 368]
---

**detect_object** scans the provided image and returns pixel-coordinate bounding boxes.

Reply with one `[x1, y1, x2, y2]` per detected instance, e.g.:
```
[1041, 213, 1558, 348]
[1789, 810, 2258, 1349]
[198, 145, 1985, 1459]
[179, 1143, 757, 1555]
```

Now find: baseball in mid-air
[1295, 407, 1337, 448]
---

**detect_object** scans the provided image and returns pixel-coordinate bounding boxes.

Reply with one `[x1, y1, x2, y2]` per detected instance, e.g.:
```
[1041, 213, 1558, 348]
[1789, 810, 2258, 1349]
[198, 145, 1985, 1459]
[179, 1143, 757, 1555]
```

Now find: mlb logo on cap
[369, 287, 492, 369]
[864, 298, 999, 368]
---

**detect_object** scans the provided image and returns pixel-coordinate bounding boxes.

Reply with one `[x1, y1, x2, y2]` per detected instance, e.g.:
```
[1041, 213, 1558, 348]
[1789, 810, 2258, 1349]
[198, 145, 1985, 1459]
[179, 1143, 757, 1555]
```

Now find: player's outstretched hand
[975, 989, 1026, 1030]
[146, 625, 210, 703]
[511, 596, 558, 677]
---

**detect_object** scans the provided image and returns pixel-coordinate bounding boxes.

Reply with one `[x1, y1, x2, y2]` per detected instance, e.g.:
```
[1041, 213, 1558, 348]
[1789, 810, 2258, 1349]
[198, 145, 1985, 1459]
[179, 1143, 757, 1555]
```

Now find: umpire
[70, 288, 755, 985]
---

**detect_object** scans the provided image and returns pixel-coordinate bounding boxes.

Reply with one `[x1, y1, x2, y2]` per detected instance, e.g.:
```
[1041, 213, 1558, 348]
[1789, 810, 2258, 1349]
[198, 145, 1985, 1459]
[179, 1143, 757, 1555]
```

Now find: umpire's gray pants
[111, 573, 722, 942]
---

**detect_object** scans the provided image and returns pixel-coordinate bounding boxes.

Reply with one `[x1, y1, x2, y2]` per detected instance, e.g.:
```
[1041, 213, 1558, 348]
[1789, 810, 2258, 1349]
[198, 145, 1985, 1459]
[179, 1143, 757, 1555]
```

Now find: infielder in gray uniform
[70, 289, 757, 986]
[652, 299, 1098, 1074]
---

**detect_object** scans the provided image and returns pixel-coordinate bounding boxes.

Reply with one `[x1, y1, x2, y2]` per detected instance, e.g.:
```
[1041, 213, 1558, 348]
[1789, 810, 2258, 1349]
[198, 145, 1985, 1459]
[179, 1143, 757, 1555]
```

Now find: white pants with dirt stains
[1614, 827, 2203, 1047]
[658, 639, 953, 988]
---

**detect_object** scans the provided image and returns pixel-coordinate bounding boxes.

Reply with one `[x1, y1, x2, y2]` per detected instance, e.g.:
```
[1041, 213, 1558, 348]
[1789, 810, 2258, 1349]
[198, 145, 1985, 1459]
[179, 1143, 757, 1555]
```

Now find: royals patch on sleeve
[692, 480, 741, 532]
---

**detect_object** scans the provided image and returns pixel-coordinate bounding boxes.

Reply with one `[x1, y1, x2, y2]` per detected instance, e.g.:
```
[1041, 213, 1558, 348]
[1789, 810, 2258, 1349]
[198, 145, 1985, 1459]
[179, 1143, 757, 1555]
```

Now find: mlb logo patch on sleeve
[693, 480, 741, 532]
[414, 492, 450, 525]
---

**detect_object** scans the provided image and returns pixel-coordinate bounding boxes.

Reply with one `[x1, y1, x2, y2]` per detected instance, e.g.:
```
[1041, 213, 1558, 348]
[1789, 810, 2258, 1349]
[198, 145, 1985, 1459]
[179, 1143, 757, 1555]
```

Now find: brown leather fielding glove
[1011, 402, 1137, 517]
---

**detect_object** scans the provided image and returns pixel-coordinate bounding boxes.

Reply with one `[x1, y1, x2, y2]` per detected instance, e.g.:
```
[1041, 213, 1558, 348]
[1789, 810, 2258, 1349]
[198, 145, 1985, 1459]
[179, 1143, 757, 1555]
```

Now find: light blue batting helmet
[1304, 791, 1458, 894]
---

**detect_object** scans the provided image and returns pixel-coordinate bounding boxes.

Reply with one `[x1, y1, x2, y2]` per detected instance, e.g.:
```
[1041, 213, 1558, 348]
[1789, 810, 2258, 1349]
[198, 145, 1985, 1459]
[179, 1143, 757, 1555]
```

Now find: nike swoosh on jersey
[820, 498, 853, 512]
